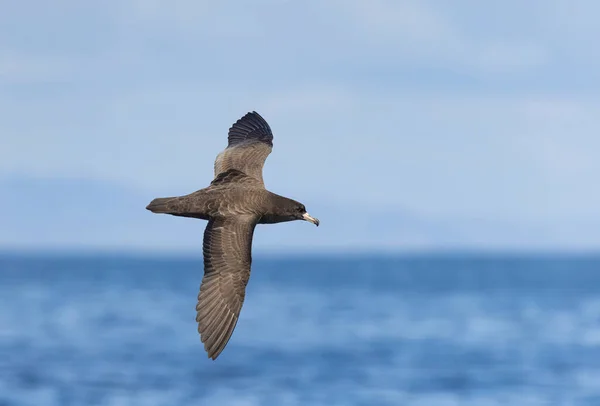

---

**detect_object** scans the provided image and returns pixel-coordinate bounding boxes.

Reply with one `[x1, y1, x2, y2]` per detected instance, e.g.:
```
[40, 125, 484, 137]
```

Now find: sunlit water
[1, 254, 600, 405]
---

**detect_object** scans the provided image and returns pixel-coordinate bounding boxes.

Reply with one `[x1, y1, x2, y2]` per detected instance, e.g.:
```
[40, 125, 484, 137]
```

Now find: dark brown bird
[146, 111, 319, 360]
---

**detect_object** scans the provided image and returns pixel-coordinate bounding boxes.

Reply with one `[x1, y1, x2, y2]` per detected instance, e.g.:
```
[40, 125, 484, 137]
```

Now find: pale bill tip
[302, 212, 320, 226]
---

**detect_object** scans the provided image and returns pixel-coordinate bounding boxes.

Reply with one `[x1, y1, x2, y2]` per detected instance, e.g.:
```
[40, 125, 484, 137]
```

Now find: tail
[146, 197, 176, 214]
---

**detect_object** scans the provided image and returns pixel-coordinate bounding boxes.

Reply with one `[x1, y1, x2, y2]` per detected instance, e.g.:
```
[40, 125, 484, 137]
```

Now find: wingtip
[205, 344, 221, 361]
[201, 333, 222, 360]
[228, 111, 273, 147]
[244, 110, 262, 118]
[237, 111, 269, 128]
[249, 110, 263, 119]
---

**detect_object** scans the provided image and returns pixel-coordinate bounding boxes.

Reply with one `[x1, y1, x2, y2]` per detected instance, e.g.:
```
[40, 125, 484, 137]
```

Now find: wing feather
[196, 215, 257, 360]
[213, 112, 273, 186]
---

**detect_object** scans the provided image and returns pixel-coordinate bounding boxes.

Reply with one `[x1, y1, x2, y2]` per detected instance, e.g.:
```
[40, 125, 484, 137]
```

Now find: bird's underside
[146, 111, 318, 360]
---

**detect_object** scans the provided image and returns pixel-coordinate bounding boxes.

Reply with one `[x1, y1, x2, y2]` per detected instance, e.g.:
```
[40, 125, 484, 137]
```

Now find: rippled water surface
[1, 254, 600, 405]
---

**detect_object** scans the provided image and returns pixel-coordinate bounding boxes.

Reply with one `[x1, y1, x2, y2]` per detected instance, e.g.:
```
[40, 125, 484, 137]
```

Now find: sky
[1, 0, 599, 252]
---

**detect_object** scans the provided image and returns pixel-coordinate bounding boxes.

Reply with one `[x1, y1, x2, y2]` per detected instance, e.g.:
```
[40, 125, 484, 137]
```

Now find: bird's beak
[302, 212, 320, 226]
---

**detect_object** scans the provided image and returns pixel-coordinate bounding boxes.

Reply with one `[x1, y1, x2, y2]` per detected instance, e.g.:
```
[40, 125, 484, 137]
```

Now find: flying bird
[146, 111, 319, 360]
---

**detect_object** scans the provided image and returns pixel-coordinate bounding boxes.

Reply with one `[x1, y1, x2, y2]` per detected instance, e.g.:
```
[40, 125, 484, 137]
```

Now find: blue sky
[2, 1, 599, 252]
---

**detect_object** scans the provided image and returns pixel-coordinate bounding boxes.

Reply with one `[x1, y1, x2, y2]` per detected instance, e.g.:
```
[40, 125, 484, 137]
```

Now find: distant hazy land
[1, 176, 598, 254]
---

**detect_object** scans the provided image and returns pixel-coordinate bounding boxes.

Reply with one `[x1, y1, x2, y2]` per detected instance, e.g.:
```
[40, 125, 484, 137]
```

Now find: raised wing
[213, 111, 273, 186]
[196, 215, 258, 359]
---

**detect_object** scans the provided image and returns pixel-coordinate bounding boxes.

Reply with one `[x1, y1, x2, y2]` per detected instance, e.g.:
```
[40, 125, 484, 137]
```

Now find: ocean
[1, 254, 599, 405]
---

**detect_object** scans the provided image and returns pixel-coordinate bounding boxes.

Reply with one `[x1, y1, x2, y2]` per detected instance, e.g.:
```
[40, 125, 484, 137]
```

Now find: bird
[146, 111, 320, 360]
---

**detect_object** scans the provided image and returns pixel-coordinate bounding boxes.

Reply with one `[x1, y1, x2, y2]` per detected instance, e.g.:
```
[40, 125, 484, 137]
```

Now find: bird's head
[292, 202, 320, 226]
[262, 195, 320, 226]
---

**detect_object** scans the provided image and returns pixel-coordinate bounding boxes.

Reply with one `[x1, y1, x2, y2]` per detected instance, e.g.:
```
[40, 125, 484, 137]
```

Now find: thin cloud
[2, 0, 600, 249]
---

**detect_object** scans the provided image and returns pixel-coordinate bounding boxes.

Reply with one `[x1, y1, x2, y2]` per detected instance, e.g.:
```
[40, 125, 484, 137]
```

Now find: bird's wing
[213, 111, 273, 186]
[196, 215, 258, 360]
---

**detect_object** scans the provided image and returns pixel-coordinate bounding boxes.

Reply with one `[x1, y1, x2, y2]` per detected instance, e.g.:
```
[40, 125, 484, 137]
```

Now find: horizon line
[1, 247, 599, 261]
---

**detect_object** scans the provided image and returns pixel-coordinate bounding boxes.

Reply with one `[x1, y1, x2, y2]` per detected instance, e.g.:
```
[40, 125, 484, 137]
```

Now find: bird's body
[146, 112, 319, 360]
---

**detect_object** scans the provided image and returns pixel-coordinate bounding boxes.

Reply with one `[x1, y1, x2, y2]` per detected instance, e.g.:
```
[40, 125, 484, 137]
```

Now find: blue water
[1, 254, 600, 405]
